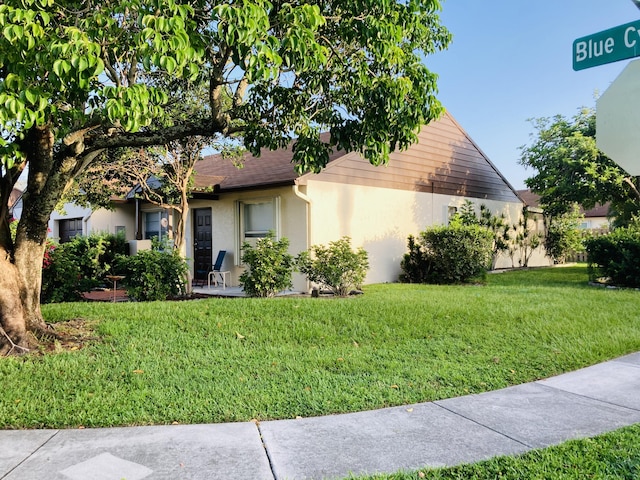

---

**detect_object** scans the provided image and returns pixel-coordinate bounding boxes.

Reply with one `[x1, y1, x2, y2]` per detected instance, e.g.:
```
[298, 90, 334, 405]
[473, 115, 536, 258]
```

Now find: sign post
[573, 20, 640, 70]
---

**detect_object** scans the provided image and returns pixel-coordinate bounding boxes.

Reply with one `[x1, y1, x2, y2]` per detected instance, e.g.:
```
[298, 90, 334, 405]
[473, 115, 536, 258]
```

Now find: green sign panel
[573, 20, 640, 70]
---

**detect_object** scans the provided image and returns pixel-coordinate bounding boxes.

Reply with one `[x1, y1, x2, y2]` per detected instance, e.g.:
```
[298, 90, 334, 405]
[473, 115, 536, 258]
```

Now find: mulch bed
[81, 289, 212, 302]
[82, 289, 129, 302]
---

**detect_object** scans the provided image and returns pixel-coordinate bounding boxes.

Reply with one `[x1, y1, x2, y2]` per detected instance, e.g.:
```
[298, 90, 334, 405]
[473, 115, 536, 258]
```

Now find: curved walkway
[2, 352, 639, 480]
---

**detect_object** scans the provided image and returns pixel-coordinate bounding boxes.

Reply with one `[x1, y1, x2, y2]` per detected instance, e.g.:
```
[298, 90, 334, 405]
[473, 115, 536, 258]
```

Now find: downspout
[293, 183, 312, 292]
[135, 198, 142, 240]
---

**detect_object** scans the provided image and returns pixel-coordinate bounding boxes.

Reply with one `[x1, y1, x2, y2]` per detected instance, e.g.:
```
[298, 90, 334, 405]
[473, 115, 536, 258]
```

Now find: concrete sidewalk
[1, 352, 639, 480]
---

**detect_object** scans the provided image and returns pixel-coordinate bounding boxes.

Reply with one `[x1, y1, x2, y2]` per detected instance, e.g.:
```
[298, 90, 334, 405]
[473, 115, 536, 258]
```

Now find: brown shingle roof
[516, 189, 610, 218]
[192, 174, 226, 191]
[516, 189, 541, 208]
[194, 134, 345, 192]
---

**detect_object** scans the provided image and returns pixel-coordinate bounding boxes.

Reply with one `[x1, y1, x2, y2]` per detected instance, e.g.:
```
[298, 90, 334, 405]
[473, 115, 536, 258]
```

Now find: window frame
[235, 197, 281, 265]
[142, 209, 170, 242]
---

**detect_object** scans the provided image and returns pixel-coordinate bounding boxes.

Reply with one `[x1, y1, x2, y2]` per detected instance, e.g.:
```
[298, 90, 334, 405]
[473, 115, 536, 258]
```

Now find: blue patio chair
[208, 250, 230, 289]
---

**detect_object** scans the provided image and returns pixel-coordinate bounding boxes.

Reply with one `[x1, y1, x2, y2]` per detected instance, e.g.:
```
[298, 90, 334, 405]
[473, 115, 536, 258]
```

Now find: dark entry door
[193, 208, 212, 284]
[59, 218, 83, 243]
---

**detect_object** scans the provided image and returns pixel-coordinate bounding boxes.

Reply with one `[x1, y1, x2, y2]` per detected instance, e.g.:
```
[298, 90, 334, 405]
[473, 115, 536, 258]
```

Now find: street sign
[573, 19, 640, 70]
[596, 59, 640, 175]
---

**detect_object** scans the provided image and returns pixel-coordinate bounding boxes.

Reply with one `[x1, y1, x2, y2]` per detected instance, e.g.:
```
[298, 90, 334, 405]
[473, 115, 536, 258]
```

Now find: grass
[351, 424, 640, 479]
[0, 265, 638, 429]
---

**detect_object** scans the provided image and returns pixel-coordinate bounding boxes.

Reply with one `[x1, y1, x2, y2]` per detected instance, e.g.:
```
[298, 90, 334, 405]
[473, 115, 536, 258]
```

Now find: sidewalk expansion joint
[254, 421, 278, 480]
[1, 430, 60, 480]
[431, 401, 533, 449]
[534, 381, 640, 412]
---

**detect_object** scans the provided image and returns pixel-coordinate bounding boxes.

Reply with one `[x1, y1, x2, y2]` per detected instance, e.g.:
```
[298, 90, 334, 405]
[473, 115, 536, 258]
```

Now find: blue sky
[427, 0, 640, 190]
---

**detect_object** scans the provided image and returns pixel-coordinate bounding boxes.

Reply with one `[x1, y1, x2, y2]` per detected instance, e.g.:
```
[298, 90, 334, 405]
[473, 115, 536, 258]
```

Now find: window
[237, 198, 280, 263]
[144, 210, 169, 241]
[59, 218, 83, 243]
[447, 206, 458, 224]
[243, 201, 274, 238]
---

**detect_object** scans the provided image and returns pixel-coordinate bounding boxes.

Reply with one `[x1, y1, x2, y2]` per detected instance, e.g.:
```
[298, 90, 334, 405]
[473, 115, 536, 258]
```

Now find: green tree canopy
[518, 108, 640, 223]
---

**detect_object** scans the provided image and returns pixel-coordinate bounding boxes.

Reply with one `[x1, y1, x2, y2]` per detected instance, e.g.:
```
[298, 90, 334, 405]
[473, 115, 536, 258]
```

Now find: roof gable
[299, 112, 519, 202]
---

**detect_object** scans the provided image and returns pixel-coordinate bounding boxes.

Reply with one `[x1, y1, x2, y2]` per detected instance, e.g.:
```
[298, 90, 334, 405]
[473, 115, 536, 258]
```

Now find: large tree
[0, 0, 451, 353]
[519, 108, 640, 222]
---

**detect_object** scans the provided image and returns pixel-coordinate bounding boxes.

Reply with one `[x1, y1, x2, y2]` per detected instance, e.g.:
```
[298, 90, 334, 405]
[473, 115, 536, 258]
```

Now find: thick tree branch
[234, 76, 249, 108]
[210, 46, 233, 129]
[103, 50, 120, 87]
[85, 118, 243, 153]
[623, 177, 640, 202]
[127, 59, 138, 86]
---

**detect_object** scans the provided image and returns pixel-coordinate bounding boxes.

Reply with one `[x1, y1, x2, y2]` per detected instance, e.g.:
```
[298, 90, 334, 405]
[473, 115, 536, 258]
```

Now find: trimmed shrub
[585, 226, 640, 287]
[58, 233, 125, 291]
[115, 249, 188, 301]
[399, 235, 429, 283]
[296, 236, 369, 296]
[400, 224, 493, 284]
[240, 233, 294, 298]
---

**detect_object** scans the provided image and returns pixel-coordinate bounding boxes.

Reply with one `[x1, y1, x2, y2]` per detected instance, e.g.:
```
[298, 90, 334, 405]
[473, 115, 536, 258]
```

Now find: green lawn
[1, 265, 638, 429]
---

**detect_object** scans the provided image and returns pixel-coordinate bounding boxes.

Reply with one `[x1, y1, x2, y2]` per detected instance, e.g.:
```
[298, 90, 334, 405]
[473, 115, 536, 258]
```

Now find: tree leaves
[0, 0, 451, 175]
[519, 109, 640, 223]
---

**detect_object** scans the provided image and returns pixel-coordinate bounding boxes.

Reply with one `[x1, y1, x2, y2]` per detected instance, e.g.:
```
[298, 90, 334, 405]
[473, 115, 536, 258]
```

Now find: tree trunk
[12, 234, 48, 333]
[173, 189, 189, 256]
[0, 246, 29, 355]
[0, 125, 76, 352]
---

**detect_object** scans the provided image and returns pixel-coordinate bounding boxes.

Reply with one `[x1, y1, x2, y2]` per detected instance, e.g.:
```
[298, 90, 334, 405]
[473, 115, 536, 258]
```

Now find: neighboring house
[517, 190, 611, 230]
[48, 198, 136, 243]
[579, 204, 611, 230]
[8, 188, 23, 220]
[50, 112, 549, 290]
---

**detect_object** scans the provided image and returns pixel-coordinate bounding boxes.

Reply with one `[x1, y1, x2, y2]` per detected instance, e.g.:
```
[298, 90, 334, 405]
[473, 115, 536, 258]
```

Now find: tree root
[0, 326, 30, 356]
[30, 322, 64, 342]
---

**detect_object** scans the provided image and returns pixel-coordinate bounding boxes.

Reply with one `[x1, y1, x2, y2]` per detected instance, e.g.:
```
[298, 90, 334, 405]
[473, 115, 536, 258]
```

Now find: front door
[193, 208, 212, 285]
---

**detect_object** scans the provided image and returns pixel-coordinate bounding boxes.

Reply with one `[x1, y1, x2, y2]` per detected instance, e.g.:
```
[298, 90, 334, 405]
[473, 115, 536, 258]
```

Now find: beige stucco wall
[51, 184, 552, 292]
[90, 204, 137, 240]
[303, 180, 549, 285]
[186, 187, 309, 289]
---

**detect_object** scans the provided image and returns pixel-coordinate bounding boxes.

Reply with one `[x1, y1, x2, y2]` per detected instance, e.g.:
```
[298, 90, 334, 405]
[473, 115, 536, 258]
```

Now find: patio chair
[208, 250, 231, 289]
